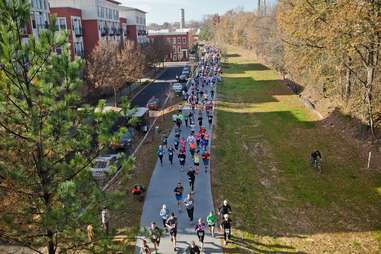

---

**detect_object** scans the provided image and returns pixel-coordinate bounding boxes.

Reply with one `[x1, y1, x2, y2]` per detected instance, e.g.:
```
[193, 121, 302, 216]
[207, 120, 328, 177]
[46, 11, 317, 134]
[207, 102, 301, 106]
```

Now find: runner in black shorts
[166, 213, 178, 251]
[194, 218, 206, 250]
[167, 145, 174, 165]
[220, 214, 232, 245]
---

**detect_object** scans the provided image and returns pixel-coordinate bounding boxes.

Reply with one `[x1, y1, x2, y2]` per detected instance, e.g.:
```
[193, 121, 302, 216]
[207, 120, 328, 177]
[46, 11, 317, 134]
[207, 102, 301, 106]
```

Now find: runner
[184, 113, 189, 127]
[165, 212, 178, 251]
[208, 113, 213, 127]
[162, 135, 168, 148]
[159, 204, 169, 229]
[184, 193, 195, 223]
[167, 145, 174, 165]
[198, 113, 203, 127]
[193, 151, 200, 173]
[148, 222, 161, 251]
[220, 214, 232, 246]
[156, 145, 164, 166]
[178, 151, 186, 171]
[218, 200, 232, 218]
[187, 167, 196, 192]
[207, 211, 217, 238]
[194, 218, 206, 251]
[202, 150, 210, 173]
[188, 241, 200, 254]
[141, 239, 151, 254]
[173, 182, 184, 211]
[173, 137, 179, 150]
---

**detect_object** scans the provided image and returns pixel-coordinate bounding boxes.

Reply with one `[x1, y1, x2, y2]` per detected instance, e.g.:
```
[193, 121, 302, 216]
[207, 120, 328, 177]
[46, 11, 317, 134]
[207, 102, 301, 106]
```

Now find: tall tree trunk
[365, 65, 375, 137]
[113, 86, 117, 107]
[47, 230, 55, 254]
[344, 67, 352, 103]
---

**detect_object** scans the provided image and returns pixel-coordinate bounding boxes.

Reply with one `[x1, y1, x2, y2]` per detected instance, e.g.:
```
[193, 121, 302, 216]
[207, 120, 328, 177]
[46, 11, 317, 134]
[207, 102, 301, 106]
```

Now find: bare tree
[87, 40, 146, 106]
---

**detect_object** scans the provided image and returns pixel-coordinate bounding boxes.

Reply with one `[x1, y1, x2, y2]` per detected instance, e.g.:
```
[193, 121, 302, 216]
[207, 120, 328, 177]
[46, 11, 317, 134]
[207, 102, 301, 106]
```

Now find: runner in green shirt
[206, 211, 217, 238]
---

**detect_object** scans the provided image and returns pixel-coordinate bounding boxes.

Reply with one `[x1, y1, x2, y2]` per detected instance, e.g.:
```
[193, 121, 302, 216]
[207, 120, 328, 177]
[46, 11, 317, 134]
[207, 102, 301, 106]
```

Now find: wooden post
[367, 151, 372, 169]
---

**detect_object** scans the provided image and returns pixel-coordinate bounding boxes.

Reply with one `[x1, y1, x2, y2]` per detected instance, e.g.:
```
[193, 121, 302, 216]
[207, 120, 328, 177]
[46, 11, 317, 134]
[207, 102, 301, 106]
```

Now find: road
[131, 63, 187, 108]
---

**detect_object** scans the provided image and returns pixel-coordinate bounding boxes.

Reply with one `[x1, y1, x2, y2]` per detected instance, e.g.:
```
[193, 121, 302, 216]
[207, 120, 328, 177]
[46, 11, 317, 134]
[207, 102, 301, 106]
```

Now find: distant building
[148, 31, 189, 61]
[119, 6, 148, 45]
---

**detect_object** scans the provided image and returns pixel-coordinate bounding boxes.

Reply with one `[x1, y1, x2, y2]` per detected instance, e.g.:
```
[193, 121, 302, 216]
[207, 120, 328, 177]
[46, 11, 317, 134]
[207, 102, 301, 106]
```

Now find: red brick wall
[50, 7, 82, 59]
[147, 33, 189, 61]
[82, 20, 99, 58]
[127, 25, 137, 44]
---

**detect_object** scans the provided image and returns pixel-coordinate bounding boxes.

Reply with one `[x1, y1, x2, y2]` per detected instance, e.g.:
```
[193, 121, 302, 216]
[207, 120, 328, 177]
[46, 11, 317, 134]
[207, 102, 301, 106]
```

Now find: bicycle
[310, 157, 322, 173]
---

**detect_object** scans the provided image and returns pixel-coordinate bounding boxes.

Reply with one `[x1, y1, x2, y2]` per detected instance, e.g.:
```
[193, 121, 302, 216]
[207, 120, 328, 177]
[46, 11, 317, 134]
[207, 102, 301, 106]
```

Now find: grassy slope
[212, 47, 381, 253]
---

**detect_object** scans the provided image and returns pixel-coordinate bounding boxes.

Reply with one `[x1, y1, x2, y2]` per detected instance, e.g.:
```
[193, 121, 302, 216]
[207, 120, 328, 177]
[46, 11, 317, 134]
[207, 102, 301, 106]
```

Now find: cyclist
[310, 150, 322, 169]
[207, 211, 217, 238]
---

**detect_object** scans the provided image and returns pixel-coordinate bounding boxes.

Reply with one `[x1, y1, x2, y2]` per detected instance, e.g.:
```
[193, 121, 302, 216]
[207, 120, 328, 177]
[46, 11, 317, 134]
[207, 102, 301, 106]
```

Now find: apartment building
[50, 0, 128, 57]
[49, 6, 84, 58]
[119, 6, 148, 45]
[147, 31, 189, 61]
[24, 0, 50, 40]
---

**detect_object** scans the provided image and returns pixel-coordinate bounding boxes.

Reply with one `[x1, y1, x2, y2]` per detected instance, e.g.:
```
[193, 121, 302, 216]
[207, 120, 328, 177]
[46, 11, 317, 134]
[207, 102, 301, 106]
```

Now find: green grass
[212, 47, 381, 253]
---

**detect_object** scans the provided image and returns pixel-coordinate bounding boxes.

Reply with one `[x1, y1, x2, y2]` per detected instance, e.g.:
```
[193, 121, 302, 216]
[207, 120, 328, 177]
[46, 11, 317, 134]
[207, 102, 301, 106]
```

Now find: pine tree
[0, 1, 130, 253]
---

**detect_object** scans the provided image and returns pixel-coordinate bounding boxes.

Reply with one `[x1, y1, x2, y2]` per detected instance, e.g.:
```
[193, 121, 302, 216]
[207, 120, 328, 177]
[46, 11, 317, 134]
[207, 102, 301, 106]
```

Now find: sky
[120, 0, 276, 24]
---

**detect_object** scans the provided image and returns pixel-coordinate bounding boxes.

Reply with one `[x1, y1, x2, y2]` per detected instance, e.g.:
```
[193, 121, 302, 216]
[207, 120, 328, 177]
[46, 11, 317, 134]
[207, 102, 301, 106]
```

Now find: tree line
[86, 37, 171, 106]
[200, 1, 380, 137]
[0, 1, 165, 253]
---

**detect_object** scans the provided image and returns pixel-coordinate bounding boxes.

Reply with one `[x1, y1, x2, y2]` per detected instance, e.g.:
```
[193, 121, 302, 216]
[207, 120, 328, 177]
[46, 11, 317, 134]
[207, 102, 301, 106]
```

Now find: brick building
[49, 0, 130, 58]
[147, 31, 190, 61]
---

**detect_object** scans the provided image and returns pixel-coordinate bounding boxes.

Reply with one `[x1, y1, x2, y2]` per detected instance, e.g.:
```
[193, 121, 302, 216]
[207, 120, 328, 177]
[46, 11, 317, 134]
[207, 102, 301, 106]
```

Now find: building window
[182, 37, 186, 45]
[56, 17, 67, 31]
[172, 38, 176, 44]
[177, 46, 181, 52]
[136, 16, 139, 24]
[177, 37, 181, 44]
[74, 41, 84, 57]
[72, 17, 82, 36]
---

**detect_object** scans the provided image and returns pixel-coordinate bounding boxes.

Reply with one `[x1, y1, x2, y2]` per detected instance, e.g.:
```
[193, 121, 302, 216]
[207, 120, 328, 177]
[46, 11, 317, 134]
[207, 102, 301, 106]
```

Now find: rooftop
[119, 6, 147, 14]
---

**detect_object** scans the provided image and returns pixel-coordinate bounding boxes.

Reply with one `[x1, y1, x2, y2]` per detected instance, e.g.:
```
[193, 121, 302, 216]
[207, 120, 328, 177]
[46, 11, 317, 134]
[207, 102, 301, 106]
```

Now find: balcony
[116, 28, 121, 36]
[74, 27, 83, 37]
[101, 28, 108, 37]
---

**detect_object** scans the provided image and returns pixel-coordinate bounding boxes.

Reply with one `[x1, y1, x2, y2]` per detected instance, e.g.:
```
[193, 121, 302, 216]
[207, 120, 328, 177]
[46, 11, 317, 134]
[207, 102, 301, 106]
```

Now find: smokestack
[180, 8, 185, 30]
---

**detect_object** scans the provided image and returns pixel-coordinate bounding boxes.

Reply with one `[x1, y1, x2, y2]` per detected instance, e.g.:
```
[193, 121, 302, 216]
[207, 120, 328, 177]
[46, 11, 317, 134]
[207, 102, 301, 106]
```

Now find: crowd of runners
[140, 46, 233, 254]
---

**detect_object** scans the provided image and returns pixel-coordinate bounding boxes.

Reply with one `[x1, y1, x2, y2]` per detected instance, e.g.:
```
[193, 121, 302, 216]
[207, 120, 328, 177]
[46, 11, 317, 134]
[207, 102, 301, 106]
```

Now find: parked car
[146, 96, 160, 110]
[110, 128, 136, 151]
[178, 74, 188, 83]
[131, 107, 149, 133]
[90, 155, 121, 185]
[182, 69, 190, 77]
[172, 82, 184, 94]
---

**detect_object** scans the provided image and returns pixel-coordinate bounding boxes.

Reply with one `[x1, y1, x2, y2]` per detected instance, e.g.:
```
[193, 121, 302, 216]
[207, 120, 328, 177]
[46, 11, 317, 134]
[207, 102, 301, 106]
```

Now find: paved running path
[136, 101, 222, 253]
